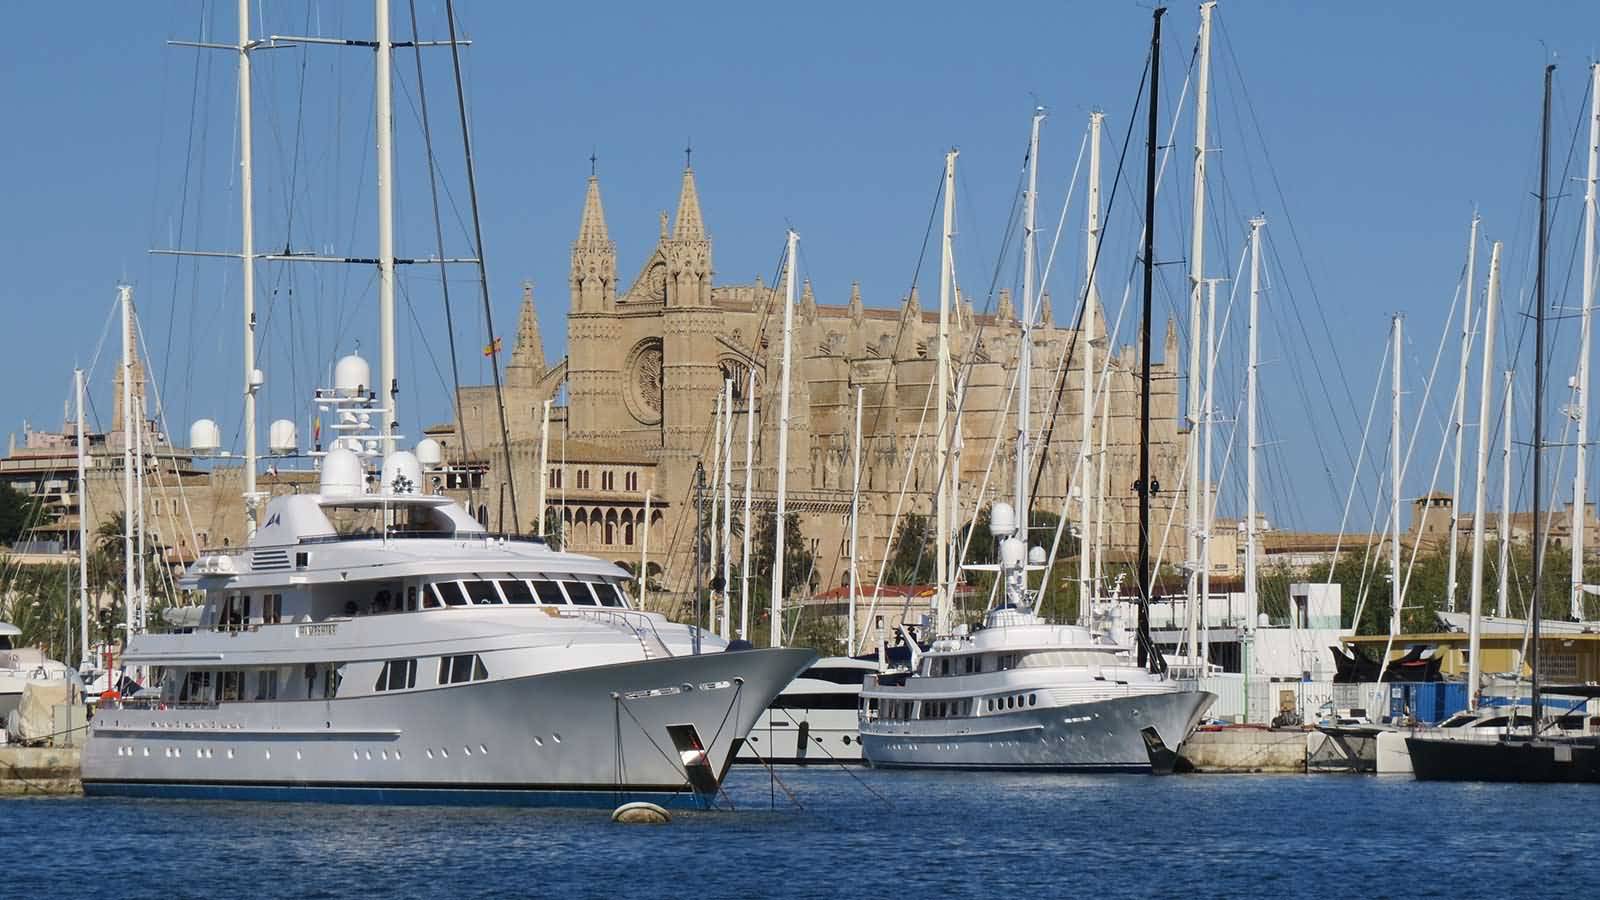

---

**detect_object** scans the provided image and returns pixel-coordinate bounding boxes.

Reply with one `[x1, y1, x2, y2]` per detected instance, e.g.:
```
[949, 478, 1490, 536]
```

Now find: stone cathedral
[440, 164, 1190, 609]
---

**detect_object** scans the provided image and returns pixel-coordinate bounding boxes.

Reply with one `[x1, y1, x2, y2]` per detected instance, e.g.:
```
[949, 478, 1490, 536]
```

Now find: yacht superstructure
[80, 358, 813, 806]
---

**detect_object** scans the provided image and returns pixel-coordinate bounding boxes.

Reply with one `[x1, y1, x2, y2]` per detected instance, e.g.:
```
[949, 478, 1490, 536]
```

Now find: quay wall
[0, 747, 82, 794]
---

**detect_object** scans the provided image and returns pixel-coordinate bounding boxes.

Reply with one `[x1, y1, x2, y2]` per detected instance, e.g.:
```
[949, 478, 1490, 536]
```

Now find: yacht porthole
[364, 750, 372, 761]
[264, 750, 271, 760]
[381, 750, 388, 761]
[142, 748, 150, 757]
[463, 746, 472, 757]
[552, 733, 562, 744]
[441, 748, 449, 758]
[227, 749, 235, 759]
[425, 748, 434, 759]
[533, 736, 543, 747]
[296, 750, 303, 760]
[352, 751, 360, 761]
[395, 750, 403, 760]
[479, 744, 488, 755]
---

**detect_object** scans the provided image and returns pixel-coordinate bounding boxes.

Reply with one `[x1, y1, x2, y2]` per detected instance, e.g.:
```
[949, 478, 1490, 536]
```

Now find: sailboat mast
[1447, 214, 1479, 612]
[1247, 218, 1264, 637]
[1468, 241, 1502, 708]
[1499, 371, 1514, 619]
[119, 285, 135, 648]
[536, 399, 550, 535]
[742, 366, 755, 642]
[1186, 1, 1215, 640]
[238, 0, 260, 536]
[375, 0, 398, 434]
[709, 391, 724, 635]
[1137, 6, 1165, 670]
[721, 377, 734, 641]
[1390, 314, 1403, 636]
[1201, 277, 1218, 661]
[1532, 63, 1554, 724]
[75, 368, 90, 670]
[1080, 110, 1103, 627]
[770, 229, 798, 648]
[935, 151, 955, 636]
[1573, 63, 1599, 622]
[1017, 112, 1043, 555]
[849, 385, 864, 654]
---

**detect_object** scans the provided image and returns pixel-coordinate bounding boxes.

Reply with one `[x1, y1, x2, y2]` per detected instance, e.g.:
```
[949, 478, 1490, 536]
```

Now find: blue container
[1389, 682, 1469, 724]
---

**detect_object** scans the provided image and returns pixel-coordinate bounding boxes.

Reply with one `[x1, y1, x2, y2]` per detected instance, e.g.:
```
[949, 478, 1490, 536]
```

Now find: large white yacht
[858, 503, 1214, 772]
[738, 654, 884, 765]
[81, 358, 813, 806]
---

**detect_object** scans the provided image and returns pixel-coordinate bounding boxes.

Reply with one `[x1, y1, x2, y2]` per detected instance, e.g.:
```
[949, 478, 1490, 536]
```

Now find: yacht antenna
[1572, 63, 1599, 621]
[1468, 241, 1502, 708]
[1532, 62, 1554, 725]
[1136, 6, 1165, 672]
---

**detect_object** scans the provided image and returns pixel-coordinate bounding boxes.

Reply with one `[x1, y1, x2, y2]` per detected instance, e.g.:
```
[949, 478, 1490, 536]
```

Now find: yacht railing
[555, 607, 675, 659]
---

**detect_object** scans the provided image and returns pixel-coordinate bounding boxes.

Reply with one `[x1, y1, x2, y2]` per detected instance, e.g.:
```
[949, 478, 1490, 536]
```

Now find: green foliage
[0, 482, 49, 545]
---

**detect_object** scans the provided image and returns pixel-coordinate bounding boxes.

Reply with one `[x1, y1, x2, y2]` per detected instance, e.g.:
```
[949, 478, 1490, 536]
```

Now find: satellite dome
[1027, 546, 1047, 566]
[332, 354, 371, 397]
[989, 502, 1017, 537]
[268, 419, 298, 455]
[319, 447, 364, 498]
[380, 450, 423, 495]
[189, 419, 221, 453]
[415, 437, 442, 467]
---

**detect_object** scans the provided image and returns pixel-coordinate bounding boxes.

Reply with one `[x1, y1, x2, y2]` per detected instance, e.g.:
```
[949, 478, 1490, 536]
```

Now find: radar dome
[332, 354, 371, 397]
[989, 502, 1017, 537]
[415, 438, 442, 467]
[380, 450, 423, 495]
[319, 447, 364, 498]
[1027, 546, 1047, 566]
[189, 418, 221, 453]
[268, 419, 298, 455]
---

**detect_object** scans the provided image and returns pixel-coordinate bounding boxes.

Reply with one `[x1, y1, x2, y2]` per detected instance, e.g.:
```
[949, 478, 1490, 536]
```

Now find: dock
[0, 746, 82, 794]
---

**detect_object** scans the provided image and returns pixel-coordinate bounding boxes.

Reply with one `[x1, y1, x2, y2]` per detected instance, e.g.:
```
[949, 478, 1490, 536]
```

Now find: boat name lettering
[296, 624, 338, 638]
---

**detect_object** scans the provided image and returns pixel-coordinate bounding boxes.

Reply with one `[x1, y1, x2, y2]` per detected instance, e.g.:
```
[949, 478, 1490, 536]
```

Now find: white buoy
[268, 419, 298, 455]
[189, 419, 221, 453]
[611, 801, 671, 824]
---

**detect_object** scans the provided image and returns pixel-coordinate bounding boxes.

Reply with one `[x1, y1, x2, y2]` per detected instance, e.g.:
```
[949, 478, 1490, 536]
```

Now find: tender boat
[80, 358, 813, 807]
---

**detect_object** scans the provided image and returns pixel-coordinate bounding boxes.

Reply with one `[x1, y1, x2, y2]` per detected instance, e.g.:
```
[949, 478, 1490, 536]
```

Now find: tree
[0, 482, 48, 546]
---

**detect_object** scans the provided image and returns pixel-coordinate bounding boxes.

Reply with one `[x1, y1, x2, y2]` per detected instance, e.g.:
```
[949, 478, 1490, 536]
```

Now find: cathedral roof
[673, 167, 706, 240]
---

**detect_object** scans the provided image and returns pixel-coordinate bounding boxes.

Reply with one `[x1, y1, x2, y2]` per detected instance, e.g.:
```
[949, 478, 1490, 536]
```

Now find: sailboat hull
[1406, 734, 1600, 783]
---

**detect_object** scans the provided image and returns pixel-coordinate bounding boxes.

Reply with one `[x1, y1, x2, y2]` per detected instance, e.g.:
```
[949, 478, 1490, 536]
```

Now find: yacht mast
[1017, 112, 1043, 591]
[119, 285, 136, 648]
[1136, 6, 1165, 671]
[375, 0, 398, 434]
[709, 391, 724, 634]
[536, 399, 550, 535]
[1468, 240, 1502, 708]
[1390, 314, 1403, 636]
[849, 385, 864, 654]
[1247, 217, 1264, 638]
[237, 0, 260, 536]
[1499, 371, 1514, 618]
[640, 485, 651, 606]
[1079, 110, 1103, 627]
[75, 368, 90, 670]
[1186, 1, 1215, 639]
[1572, 62, 1599, 622]
[1532, 63, 1554, 724]
[1447, 214, 1479, 612]
[770, 229, 798, 648]
[721, 378, 734, 640]
[935, 150, 956, 636]
[742, 367, 755, 642]
[1200, 277, 1219, 661]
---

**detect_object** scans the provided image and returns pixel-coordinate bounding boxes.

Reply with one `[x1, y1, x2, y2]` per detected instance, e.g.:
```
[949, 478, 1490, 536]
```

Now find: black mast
[1137, 6, 1165, 672]
[1532, 63, 1554, 725]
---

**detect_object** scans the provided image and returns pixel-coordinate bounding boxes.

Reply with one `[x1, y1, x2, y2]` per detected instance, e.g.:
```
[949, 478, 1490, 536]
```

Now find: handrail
[556, 607, 675, 658]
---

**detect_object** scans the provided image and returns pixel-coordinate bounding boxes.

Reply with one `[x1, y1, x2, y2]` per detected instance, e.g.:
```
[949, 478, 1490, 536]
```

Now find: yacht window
[438, 582, 469, 607]
[262, 593, 283, 625]
[1029, 694, 1037, 707]
[405, 587, 418, 612]
[499, 579, 537, 605]
[597, 581, 626, 608]
[220, 671, 245, 702]
[181, 670, 213, 704]
[376, 659, 418, 692]
[255, 670, 279, 701]
[438, 654, 488, 685]
[564, 582, 599, 606]
[531, 580, 568, 605]
[462, 580, 502, 605]
[424, 583, 445, 609]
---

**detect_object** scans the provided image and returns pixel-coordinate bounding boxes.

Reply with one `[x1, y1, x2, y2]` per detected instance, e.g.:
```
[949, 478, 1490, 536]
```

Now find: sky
[4, 1, 1600, 535]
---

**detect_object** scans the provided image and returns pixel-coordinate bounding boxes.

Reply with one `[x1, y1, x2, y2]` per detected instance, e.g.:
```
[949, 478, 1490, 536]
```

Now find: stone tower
[658, 166, 722, 499]
[567, 173, 619, 439]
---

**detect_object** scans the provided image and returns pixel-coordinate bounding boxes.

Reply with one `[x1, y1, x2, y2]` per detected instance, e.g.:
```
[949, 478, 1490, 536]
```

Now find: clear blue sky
[4, 1, 1600, 533]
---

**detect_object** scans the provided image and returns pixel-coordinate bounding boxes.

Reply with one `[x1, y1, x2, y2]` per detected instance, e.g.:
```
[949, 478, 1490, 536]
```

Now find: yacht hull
[860, 689, 1214, 773]
[1406, 734, 1600, 783]
[83, 647, 814, 807]
[739, 707, 863, 765]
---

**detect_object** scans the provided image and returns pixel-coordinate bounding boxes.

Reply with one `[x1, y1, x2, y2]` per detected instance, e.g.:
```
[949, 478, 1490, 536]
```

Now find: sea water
[6, 768, 1596, 899]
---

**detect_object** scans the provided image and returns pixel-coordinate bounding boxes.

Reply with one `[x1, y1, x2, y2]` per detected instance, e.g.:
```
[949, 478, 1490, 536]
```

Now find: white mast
[708, 391, 723, 635]
[119, 285, 136, 650]
[238, 0, 260, 536]
[1573, 63, 1599, 621]
[74, 368, 90, 669]
[375, 0, 398, 434]
[848, 385, 864, 654]
[134, 388, 146, 635]
[1246, 217, 1264, 634]
[639, 485, 651, 607]
[1498, 371, 1513, 619]
[1448, 214, 1479, 612]
[1198, 278, 1219, 660]
[1186, 1, 1216, 636]
[1390, 314, 1404, 636]
[536, 399, 550, 536]
[721, 377, 734, 641]
[1016, 112, 1043, 577]
[769, 229, 798, 648]
[741, 366, 755, 642]
[1079, 110, 1103, 627]
[1093, 374, 1111, 629]
[1468, 240, 1502, 708]
[935, 151, 956, 637]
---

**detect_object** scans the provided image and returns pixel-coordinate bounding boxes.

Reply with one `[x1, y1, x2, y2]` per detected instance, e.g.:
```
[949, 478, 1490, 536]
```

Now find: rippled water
[6, 769, 1596, 899]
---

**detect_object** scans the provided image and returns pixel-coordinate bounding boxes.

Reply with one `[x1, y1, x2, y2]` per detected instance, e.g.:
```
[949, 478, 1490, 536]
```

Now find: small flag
[483, 336, 503, 357]
[312, 416, 321, 443]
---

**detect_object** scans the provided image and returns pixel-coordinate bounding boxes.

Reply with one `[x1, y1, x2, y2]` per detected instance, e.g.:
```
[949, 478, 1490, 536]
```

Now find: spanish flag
[483, 336, 503, 357]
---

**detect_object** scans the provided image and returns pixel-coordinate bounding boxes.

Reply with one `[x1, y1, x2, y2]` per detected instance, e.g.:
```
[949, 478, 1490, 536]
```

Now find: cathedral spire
[576, 173, 610, 246]
[571, 171, 617, 311]
[673, 166, 706, 240]
[509, 281, 547, 376]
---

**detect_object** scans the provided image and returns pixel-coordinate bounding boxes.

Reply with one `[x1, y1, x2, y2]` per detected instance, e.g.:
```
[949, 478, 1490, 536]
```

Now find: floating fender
[611, 801, 672, 825]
